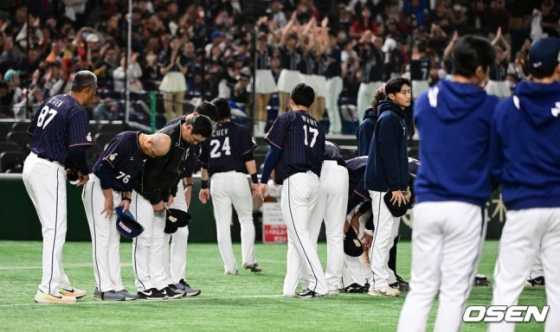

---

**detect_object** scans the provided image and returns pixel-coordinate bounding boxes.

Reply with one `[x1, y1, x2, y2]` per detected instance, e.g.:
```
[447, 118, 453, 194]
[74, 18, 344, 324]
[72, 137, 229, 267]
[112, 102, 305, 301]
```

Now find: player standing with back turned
[488, 37, 560, 332]
[257, 83, 328, 298]
[397, 36, 497, 332]
[23, 71, 97, 304]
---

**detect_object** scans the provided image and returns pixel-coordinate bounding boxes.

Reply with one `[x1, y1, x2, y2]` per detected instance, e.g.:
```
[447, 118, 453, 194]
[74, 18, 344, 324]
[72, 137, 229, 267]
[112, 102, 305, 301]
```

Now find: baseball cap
[528, 37, 560, 72]
[3, 69, 20, 82]
[211, 31, 223, 40]
[343, 226, 363, 257]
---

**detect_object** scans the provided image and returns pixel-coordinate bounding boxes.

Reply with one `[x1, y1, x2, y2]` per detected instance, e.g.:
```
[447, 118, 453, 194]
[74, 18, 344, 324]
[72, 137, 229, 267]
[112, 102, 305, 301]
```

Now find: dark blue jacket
[364, 100, 409, 192]
[414, 79, 499, 208]
[356, 108, 378, 156]
[491, 81, 560, 210]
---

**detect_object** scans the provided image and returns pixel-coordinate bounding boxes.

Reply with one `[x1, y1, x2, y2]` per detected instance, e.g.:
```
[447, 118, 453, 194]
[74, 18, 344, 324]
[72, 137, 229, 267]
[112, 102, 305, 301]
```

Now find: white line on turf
[0, 263, 133, 270]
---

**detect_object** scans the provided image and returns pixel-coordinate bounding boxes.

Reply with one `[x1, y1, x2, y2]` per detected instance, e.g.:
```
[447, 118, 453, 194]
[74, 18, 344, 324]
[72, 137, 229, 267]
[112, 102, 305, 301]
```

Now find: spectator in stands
[3, 69, 21, 116]
[0, 80, 11, 118]
[350, 7, 378, 41]
[159, 35, 187, 121]
[540, 0, 559, 38]
[113, 53, 143, 93]
[487, 0, 511, 43]
[41, 61, 65, 98]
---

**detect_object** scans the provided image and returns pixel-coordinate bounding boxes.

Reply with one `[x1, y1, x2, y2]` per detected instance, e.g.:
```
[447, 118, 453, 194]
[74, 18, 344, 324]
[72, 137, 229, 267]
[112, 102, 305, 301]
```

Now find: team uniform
[302, 142, 348, 293]
[277, 46, 301, 94]
[398, 79, 499, 332]
[325, 45, 343, 133]
[355, 42, 385, 121]
[364, 100, 409, 296]
[255, 46, 277, 94]
[312, 53, 328, 100]
[264, 110, 327, 296]
[82, 132, 145, 300]
[199, 122, 258, 274]
[298, 51, 316, 93]
[23, 94, 92, 301]
[410, 56, 431, 99]
[485, 60, 510, 99]
[488, 78, 560, 332]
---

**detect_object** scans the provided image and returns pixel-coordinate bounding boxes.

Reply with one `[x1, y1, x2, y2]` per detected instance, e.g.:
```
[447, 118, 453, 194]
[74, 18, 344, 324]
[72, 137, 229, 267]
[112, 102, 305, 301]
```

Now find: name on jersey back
[48, 98, 65, 108]
[301, 115, 317, 127]
[213, 128, 229, 137]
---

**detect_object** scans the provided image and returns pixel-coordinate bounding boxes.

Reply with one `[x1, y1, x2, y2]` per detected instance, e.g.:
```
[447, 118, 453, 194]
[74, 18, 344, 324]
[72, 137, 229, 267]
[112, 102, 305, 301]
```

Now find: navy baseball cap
[528, 37, 560, 72]
[344, 227, 363, 257]
[115, 206, 144, 239]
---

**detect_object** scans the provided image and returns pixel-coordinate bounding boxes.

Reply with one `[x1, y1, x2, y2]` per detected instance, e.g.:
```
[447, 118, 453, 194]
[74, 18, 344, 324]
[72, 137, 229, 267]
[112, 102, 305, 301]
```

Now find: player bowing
[82, 132, 171, 301]
[198, 98, 261, 275]
[257, 83, 328, 298]
[24, 71, 97, 304]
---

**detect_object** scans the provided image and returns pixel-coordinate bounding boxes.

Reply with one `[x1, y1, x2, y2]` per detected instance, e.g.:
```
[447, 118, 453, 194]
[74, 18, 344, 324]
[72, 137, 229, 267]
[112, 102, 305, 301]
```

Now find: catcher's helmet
[115, 206, 144, 239]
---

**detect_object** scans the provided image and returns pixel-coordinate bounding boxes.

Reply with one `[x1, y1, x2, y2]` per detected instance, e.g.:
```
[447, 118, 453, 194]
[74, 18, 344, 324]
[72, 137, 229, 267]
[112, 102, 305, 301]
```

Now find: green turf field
[0, 240, 547, 331]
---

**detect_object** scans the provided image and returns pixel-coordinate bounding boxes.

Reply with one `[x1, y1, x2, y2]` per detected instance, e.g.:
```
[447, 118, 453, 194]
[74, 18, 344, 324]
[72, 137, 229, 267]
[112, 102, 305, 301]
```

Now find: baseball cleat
[343, 283, 368, 293]
[474, 273, 491, 286]
[59, 286, 87, 299]
[298, 288, 324, 298]
[93, 288, 125, 301]
[137, 288, 168, 300]
[525, 276, 545, 287]
[176, 279, 201, 297]
[368, 286, 400, 297]
[116, 289, 137, 301]
[34, 291, 77, 304]
[394, 275, 410, 292]
[164, 286, 184, 299]
[243, 263, 262, 273]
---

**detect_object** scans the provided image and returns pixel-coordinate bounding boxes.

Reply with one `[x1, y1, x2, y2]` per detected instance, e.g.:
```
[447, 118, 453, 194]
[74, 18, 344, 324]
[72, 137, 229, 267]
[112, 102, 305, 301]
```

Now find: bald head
[140, 133, 172, 158]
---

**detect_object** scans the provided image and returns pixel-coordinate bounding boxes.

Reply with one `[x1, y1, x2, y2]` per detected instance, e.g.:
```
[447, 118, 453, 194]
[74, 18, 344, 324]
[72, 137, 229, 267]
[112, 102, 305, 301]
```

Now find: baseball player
[398, 36, 498, 332]
[410, 40, 432, 100]
[488, 37, 560, 332]
[132, 115, 213, 300]
[161, 101, 218, 295]
[364, 77, 411, 298]
[198, 98, 261, 275]
[82, 132, 171, 301]
[23, 71, 97, 304]
[300, 141, 348, 295]
[257, 83, 327, 298]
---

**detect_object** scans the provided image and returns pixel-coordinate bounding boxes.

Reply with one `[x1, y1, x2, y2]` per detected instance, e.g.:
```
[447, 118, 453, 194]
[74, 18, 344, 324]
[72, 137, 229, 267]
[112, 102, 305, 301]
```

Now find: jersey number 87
[37, 106, 58, 129]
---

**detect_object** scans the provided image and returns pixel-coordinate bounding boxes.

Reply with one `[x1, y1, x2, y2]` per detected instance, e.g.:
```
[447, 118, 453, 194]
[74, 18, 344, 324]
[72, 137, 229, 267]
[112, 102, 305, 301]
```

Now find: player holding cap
[198, 98, 261, 275]
[398, 36, 498, 331]
[257, 83, 327, 298]
[488, 37, 560, 332]
[132, 115, 212, 300]
[23, 71, 97, 304]
[82, 132, 171, 301]
[161, 101, 218, 295]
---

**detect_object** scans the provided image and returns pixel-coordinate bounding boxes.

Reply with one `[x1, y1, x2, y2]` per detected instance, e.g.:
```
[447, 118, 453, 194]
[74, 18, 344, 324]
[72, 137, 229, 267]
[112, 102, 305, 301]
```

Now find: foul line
[0, 263, 133, 270]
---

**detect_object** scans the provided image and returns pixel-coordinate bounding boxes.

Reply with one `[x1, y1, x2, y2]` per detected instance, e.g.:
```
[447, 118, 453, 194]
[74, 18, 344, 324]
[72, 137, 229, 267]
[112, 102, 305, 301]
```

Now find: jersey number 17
[303, 125, 318, 148]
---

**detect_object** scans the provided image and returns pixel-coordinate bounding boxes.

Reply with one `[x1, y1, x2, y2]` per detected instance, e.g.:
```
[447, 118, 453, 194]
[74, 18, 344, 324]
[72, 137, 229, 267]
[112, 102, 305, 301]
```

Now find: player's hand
[343, 221, 350, 233]
[404, 190, 412, 202]
[199, 188, 210, 204]
[120, 199, 130, 213]
[152, 201, 165, 213]
[101, 198, 113, 219]
[184, 187, 192, 208]
[257, 183, 268, 201]
[361, 233, 373, 249]
[350, 214, 360, 234]
[77, 172, 89, 186]
[167, 195, 174, 207]
[390, 190, 406, 206]
[251, 183, 259, 198]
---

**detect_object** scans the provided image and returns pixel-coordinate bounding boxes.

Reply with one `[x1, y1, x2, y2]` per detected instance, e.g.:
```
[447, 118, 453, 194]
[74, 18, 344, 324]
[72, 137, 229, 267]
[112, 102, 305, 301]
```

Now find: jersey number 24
[210, 137, 231, 158]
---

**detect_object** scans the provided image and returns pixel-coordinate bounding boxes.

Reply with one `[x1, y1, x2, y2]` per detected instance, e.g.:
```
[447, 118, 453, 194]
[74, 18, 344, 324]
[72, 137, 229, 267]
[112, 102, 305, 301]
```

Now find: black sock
[388, 234, 400, 276]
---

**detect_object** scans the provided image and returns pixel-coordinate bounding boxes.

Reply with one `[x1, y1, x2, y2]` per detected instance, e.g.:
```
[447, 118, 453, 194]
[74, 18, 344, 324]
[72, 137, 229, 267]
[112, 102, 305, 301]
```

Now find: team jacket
[135, 120, 191, 204]
[491, 81, 560, 210]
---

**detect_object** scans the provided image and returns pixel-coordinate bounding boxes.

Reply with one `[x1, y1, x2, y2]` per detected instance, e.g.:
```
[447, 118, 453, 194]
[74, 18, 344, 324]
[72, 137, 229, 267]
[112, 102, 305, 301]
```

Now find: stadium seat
[6, 131, 32, 151]
[0, 141, 22, 154]
[11, 122, 29, 131]
[0, 151, 27, 173]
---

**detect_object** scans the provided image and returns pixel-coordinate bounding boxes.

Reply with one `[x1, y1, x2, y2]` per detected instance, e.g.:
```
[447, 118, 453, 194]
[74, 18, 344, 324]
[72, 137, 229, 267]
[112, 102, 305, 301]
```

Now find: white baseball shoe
[35, 291, 77, 304]
[59, 286, 87, 299]
[368, 286, 400, 297]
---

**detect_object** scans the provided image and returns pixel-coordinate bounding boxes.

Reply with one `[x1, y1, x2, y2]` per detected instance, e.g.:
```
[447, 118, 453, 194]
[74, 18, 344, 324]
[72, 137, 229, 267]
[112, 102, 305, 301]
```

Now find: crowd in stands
[0, 0, 558, 135]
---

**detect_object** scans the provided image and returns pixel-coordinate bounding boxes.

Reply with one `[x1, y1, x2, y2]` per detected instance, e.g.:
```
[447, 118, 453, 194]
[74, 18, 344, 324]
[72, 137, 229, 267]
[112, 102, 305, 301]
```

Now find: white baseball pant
[82, 174, 125, 292]
[210, 172, 256, 274]
[303, 161, 348, 291]
[326, 76, 343, 133]
[341, 206, 373, 288]
[357, 82, 384, 122]
[131, 191, 168, 291]
[488, 208, 560, 332]
[282, 171, 328, 296]
[529, 252, 543, 279]
[398, 201, 487, 332]
[163, 181, 190, 284]
[23, 152, 71, 296]
[369, 191, 400, 290]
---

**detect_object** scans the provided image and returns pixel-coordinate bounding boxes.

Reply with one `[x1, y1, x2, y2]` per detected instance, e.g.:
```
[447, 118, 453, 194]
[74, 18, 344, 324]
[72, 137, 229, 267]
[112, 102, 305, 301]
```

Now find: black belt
[37, 155, 56, 163]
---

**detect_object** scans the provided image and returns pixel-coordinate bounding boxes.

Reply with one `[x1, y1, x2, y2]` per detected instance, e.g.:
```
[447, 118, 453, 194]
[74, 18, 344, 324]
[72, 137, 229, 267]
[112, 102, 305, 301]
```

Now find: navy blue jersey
[199, 122, 256, 177]
[93, 132, 146, 192]
[411, 57, 431, 81]
[256, 46, 273, 70]
[346, 156, 368, 192]
[279, 46, 300, 71]
[265, 111, 325, 183]
[297, 50, 315, 75]
[28, 94, 92, 164]
[324, 141, 346, 167]
[489, 60, 508, 81]
[325, 46, 342, 78]
[313, 53, 328, 76]
[354, 43, 384, 83]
